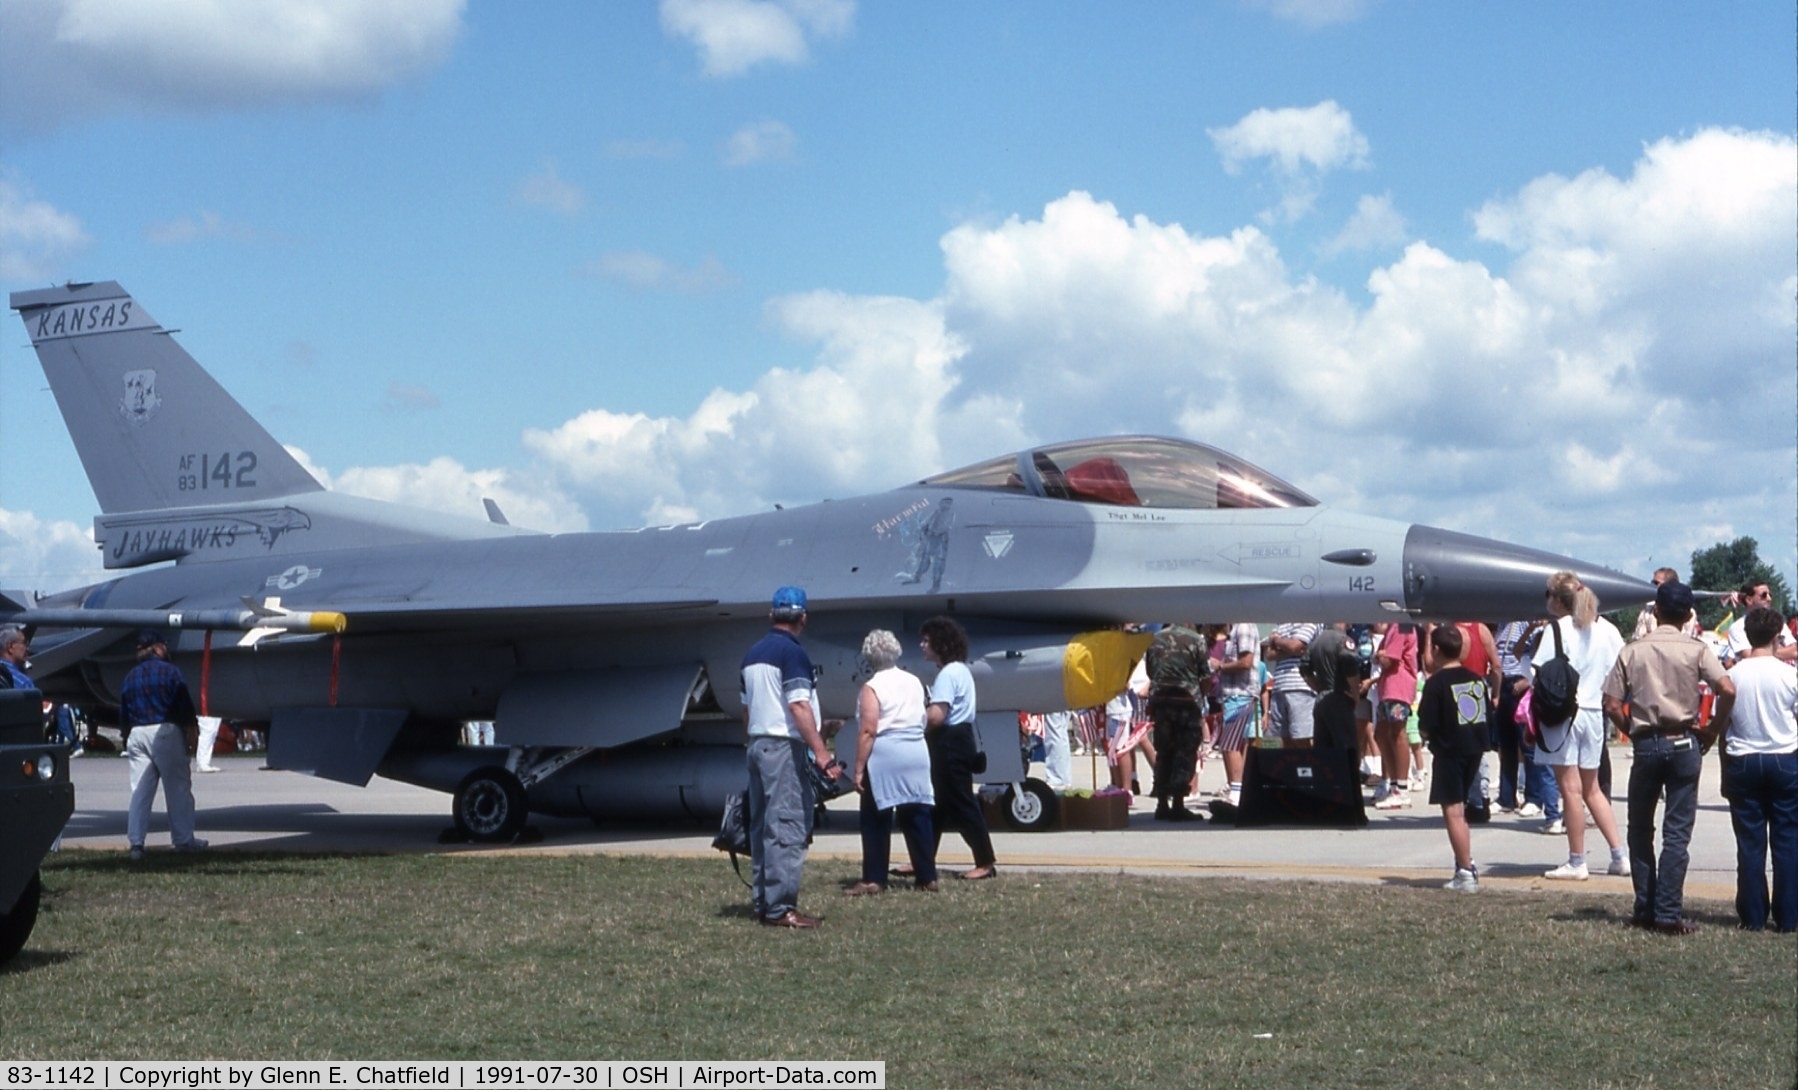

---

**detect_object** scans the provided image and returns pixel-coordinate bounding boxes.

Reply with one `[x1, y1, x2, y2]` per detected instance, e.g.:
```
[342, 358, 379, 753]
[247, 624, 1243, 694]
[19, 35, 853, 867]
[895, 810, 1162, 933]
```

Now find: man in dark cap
[119, 630, 208, 861]
[739, 587, 837, 928]
[1603, 580, 1734, 934]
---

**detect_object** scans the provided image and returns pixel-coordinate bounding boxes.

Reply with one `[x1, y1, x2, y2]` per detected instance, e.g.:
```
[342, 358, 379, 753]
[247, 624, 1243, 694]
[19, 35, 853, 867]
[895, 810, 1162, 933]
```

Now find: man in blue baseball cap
[740, 585, 837, 928]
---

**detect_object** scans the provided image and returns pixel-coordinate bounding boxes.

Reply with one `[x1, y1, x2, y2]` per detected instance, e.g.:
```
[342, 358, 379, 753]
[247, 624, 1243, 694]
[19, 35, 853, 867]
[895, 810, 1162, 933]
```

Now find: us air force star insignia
[270, 564, 320, 590]
[982, 530, 1014, 559]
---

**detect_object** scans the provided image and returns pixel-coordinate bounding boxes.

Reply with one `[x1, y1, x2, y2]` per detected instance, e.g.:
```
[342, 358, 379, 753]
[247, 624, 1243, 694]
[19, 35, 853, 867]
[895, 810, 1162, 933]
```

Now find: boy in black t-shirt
[1418, 624, 1489, 892]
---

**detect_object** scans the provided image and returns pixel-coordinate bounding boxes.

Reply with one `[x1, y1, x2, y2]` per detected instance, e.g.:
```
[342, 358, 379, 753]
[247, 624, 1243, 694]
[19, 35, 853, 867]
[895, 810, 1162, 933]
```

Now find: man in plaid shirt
[119, 630, 207, 861]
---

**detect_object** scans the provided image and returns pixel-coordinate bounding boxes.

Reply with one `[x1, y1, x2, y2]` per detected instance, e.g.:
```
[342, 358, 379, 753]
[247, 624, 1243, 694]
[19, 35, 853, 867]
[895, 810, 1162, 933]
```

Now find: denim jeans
[1627, 733, 1703, 925]
[1523, 742, 1562, 820]
[1722, 750, 1798, 932]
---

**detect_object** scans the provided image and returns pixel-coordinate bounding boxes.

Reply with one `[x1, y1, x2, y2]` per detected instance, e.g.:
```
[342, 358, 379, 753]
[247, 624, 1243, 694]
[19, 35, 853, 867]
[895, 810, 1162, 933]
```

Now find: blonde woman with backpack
[1533, 571, 1630, 879]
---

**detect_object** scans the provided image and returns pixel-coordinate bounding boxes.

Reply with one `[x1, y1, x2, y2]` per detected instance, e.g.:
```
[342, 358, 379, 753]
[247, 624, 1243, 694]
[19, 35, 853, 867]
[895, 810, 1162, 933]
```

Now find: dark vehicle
[1, 689, 73, 964]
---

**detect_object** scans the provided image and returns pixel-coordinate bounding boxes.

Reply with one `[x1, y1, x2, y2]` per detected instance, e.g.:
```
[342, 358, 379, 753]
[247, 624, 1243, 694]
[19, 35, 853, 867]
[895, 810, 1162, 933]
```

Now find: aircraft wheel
[0, 871, 42, 965]
[453, 767, 529, 842]
[1000, 778, 1059, 832]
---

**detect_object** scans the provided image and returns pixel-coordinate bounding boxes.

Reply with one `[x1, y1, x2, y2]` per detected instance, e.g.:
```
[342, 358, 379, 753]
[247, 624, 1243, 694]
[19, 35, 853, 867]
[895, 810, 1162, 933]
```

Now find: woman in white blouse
[846, 629, 938, 894]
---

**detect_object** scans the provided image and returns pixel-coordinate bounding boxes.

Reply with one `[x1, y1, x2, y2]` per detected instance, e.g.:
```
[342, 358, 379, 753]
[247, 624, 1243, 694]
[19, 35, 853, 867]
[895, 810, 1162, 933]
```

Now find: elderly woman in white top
[845, 629, 938, 894]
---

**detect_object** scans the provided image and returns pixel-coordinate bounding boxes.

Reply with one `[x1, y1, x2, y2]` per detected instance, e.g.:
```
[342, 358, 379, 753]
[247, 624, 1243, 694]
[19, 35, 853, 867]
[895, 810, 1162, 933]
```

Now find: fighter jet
[5, 281, 1649, 839]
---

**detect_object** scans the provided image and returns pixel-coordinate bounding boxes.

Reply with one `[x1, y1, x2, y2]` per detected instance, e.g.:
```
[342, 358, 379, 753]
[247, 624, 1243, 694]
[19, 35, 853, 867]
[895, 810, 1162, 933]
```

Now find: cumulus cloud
[660, 0, 853, 78]
[514, 159, 586, 216]
[0, 176, 90, 281]
[523, 292, 987, 525]
[331, 457, 588, 535]
[586, 251, 738, 294]
[1209, 100, 1370, 221]
[1320, 192, 1408, 256]
[0, 0, 465, 134]
[502, 127, 1791, 583]
[0, 508, 104, 595]
[723, 119, 798, 166]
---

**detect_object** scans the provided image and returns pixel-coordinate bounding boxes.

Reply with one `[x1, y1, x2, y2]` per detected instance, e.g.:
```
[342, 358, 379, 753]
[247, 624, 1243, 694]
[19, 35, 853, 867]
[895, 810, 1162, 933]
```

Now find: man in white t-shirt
[1720, 607, 1798, 932]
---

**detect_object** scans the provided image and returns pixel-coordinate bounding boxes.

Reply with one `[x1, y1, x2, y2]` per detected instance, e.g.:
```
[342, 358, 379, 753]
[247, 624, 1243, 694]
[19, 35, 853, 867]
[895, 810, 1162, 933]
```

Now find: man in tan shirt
[1603, 580, 1735, 935]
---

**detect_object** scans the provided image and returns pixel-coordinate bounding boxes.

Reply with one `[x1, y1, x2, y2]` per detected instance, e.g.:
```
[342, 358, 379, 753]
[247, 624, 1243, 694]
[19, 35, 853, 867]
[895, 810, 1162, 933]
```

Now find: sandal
[960, 865, 997, 881]
[843, 881, 886, 896]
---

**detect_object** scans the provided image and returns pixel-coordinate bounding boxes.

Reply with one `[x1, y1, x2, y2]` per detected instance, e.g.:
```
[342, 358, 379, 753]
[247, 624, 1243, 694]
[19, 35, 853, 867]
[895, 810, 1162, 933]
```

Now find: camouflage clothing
[1145, 625, 1212, 705]
[1146, 625, 1212, 806]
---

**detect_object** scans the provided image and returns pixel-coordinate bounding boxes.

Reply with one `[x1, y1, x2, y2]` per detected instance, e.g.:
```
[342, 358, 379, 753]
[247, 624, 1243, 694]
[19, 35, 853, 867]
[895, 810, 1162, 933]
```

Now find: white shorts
[1538, 706, 1606, 770]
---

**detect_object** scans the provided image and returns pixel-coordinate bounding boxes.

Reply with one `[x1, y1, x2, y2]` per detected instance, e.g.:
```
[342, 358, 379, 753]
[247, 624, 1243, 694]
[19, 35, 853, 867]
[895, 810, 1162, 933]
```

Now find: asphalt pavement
[51, 740, 1746, 904]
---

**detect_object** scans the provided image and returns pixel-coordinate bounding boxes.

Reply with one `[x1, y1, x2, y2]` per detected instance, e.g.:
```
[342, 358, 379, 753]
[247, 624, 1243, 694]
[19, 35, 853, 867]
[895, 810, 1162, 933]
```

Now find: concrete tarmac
[53, 741, 1748, 905]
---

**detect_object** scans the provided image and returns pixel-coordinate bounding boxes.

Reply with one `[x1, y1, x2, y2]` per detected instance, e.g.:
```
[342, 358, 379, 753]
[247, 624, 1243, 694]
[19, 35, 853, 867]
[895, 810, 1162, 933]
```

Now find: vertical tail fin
[10, 281, 323, 514]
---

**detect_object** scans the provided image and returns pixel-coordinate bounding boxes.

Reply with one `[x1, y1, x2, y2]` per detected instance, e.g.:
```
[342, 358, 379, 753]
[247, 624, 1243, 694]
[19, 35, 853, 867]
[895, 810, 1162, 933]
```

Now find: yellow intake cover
[1062, 628, 1153, 709]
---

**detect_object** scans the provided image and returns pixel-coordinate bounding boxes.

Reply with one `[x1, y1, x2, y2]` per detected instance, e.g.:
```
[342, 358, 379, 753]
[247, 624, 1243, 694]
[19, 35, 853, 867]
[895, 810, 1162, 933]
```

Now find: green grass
[5, 853, 1795, 1089]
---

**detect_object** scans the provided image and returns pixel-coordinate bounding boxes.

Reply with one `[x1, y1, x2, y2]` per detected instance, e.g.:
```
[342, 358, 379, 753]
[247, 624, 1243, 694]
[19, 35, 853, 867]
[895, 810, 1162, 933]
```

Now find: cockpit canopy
[920, 436, 1317, 510]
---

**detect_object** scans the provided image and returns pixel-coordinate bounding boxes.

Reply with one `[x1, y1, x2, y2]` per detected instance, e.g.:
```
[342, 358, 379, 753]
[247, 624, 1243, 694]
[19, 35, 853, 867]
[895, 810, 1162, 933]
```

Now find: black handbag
[713, 791, 752, 887]
[713, 792, 749, 856]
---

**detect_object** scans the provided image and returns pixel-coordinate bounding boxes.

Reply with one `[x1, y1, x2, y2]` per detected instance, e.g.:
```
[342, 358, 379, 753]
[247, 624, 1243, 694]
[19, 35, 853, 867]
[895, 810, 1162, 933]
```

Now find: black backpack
[1531, 622, 1581, 730]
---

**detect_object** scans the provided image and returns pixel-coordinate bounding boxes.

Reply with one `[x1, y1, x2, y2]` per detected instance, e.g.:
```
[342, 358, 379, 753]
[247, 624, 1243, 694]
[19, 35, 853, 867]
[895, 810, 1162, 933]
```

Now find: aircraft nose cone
[1402, 524, 1653, 622]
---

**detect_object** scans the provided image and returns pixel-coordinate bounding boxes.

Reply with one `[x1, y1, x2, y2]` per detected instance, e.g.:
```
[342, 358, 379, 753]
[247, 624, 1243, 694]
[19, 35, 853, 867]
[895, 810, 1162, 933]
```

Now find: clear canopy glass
[920, 436, 1316, 510]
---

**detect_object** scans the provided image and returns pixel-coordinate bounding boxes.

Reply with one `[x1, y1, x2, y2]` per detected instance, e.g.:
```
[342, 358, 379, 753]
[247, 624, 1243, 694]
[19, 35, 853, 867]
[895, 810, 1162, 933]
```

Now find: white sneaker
[1544, 861, 1589, 880]
[1607, 856, 1632, 877]
[197, 765, 220, 773]
[1517, 803, 1544, 818]
[1444, 868, 1480, 893]
[1372, 781, 1392, 803]
[1375, 790, 1410, 810]
[1543, 818, 1566, 835]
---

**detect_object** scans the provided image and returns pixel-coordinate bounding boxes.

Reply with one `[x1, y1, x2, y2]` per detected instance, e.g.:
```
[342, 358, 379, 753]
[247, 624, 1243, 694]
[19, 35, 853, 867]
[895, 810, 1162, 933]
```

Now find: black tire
[452, 767, 529, 842]
[0, 871, 42, 965]
[1000, 777, 1059, 832]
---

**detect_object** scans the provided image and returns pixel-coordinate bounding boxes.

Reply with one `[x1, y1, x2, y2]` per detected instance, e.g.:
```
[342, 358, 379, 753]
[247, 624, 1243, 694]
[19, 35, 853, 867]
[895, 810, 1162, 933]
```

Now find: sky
[1, 0, 1793, 601]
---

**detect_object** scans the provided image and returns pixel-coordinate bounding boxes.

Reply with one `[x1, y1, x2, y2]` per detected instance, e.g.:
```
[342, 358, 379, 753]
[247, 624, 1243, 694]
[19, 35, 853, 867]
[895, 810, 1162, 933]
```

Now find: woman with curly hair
[920, 615, 997, 880]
